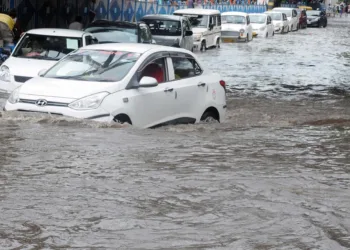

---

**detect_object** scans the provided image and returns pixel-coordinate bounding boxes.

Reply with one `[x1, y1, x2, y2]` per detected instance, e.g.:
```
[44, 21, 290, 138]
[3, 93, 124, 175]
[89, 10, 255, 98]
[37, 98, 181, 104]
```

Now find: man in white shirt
[69, 16, 83, 30]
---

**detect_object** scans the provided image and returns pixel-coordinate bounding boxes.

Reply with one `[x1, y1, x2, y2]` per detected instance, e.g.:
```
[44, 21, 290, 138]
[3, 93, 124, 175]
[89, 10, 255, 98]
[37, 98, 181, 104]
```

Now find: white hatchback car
[272, 7, 299, 32]
[250, 13, 274, 38]
[221, 12, 253, 42]
[264, 11, 289, 34]
[0, 29, 97, 94]
[4, 44, 227, 128]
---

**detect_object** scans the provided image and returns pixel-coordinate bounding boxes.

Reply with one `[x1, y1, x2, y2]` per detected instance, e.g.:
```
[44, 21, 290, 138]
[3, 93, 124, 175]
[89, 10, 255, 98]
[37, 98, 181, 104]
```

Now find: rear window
[85, 26, 138, 43]
[142, 19, 182, 36]
[12, 34, 82, 61]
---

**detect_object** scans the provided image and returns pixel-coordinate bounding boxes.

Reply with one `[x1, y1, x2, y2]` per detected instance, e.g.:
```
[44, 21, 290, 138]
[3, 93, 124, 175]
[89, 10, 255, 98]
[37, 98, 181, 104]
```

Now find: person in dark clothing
[8, 9, 23, 43]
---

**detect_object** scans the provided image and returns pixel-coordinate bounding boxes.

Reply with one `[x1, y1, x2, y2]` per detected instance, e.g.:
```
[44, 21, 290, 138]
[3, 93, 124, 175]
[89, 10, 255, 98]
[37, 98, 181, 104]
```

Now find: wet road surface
[1, 17, 350, 249]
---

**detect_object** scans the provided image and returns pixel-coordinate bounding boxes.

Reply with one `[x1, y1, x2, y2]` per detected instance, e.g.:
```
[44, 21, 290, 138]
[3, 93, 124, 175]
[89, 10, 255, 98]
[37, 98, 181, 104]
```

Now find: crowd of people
[327, 2, 350, 17]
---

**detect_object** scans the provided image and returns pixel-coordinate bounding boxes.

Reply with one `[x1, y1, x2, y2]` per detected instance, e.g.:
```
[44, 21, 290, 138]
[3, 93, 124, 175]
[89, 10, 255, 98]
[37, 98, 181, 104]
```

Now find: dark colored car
[84, 20, 155, 44]
[296, 9, 307, 29]
[306, 10, 327, 27]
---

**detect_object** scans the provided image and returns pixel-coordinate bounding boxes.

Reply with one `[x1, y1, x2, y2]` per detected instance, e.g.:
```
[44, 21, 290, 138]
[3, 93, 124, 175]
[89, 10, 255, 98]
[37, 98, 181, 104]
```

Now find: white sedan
[0, 28, 97, 94]
[250, 13, 274, 38]
[4, 44, 227, 128]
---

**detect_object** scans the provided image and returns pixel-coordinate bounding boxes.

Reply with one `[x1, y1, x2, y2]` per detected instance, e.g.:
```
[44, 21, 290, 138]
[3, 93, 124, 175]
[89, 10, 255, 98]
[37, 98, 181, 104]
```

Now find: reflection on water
[0, 17, 350, 249]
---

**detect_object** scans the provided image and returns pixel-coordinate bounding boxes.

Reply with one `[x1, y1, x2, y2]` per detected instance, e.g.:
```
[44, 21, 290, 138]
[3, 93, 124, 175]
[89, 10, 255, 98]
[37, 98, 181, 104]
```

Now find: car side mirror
[185, 30, 193, 36]
[139, 76, 158, 88]
[38, 68, 47, 76]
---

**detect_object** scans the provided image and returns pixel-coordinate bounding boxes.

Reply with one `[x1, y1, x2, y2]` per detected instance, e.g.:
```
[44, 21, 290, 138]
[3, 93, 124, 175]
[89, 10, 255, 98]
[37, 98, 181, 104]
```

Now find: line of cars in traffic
[0, 6, 327, 128]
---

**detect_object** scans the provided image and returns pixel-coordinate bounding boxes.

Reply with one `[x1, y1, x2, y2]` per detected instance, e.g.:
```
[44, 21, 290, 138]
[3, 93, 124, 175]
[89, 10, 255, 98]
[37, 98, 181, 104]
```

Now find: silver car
[141, 15, 194, 51]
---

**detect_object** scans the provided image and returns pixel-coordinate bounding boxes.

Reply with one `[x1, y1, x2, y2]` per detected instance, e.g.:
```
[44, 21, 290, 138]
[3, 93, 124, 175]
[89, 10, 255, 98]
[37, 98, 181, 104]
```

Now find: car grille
[221, 31, 240, 37]
[19, 99, 69, 107]
[14, 75, 32, 83]
[18, 109, 63, 116]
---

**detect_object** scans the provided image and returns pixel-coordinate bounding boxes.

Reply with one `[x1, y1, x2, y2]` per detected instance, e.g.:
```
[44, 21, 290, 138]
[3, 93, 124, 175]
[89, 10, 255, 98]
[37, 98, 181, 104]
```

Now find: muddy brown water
[1, 17, 350, 249]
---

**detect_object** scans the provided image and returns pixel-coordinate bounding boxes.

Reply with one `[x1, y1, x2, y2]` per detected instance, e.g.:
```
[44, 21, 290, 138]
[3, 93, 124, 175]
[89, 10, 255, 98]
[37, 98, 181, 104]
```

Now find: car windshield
[250, 15, 266, 24]
[275, 9, 292, 17]
[143, 19, 181, 36]
[222, 15, 246, 24]
[307, 10, 321, 16]
[180, 15, 208, 28]
[43, 49, 141, 82]
[84, 27, 138, 43]
[268, 13, 282, 20]
[12, 34, 82, 61]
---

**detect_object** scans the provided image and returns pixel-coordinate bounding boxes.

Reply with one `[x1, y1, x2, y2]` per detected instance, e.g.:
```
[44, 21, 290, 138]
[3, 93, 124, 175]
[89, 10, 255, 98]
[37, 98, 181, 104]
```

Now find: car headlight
[68, 92, 109, 110]
[0, 65, 11, 82]
[8, 86, 20, 104]
[275, 23, 281, 27]
[239, 29, 245, 33]
[260, 26, 265, 31]
[193, 34, 201, 41]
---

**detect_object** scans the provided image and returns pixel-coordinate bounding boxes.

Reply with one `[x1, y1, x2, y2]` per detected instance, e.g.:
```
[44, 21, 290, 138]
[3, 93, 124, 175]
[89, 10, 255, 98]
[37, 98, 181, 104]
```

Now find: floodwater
[1, 17, 350, 250]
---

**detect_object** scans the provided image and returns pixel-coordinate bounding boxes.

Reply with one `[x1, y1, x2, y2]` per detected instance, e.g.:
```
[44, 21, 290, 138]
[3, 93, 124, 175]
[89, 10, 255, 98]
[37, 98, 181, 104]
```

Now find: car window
[217, 15, 221, 26]
[172, 57, 202, 80]
[210, 15, 216, 26]
[139, 23, 151, 43]
[43, 49, 141, 82]
[85, 26, 138, 43]
[85, 35, 97, 45]
[12, 34, 83, 61]
[140, 58, 167, 83]
[143, 19, 182, 36]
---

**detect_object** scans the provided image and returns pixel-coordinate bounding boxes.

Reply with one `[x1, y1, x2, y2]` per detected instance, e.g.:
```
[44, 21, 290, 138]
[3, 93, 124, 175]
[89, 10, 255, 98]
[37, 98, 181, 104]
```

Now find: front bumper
[307, 19, 319, 26]
[4, 100, 113, 122]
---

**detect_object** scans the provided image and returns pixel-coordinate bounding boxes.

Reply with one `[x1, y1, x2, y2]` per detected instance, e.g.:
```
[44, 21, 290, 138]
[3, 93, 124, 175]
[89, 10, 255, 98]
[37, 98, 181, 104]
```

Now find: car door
[283, 13, 288, 31]
[127, 54, 178, 128]
[267, 15, 273, 36]
[168, 53, 206, 123]
[292, 10, 298, 29]
[208, 15, 216, 46]
[183, 18, 194, 51]
[246, 16, 252, 40]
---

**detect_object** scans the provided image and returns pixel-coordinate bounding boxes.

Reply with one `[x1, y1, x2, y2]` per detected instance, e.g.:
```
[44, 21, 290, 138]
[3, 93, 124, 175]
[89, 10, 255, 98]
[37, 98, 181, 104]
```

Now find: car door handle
[198, 82, 206, 87]
[164, 88, 174, 92]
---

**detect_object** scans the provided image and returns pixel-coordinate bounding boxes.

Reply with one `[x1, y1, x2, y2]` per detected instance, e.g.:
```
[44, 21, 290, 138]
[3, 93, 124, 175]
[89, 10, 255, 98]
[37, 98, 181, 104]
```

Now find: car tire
[324, 21, 327, 27]
[200, 41, 206, 52]
[200, 111, 219, 123]
[272, 31, 275, 36]
[216, 38, 220, 48]
[266, 32, 268, 38]
[317, 21, 320, 27]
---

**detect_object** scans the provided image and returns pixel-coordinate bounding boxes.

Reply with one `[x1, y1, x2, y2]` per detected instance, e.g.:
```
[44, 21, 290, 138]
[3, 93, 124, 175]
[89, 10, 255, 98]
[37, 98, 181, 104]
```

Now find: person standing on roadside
[69, 16, 83, 30]
[8, 9, 23, 43]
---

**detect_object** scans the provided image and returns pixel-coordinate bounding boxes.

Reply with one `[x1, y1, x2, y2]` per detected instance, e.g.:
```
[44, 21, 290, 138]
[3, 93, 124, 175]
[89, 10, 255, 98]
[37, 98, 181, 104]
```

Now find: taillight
[220, 80, 226, 92]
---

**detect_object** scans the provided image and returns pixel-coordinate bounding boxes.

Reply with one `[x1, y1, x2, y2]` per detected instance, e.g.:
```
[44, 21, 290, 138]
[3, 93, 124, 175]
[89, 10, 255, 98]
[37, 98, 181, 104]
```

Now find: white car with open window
[221, 12, 253, 43]
[4, 44, 227, 128]
[250, 13, 274, 38]
[264, 11, 289, 34]
[272, 7, 299, 32]
[0, 29, 97, 94]
[173, 9, 221, 51]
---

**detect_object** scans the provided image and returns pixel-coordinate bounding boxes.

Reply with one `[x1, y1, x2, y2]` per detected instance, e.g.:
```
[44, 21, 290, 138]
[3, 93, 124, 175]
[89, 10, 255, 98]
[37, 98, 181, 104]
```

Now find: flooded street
[1, 17, 350, 249]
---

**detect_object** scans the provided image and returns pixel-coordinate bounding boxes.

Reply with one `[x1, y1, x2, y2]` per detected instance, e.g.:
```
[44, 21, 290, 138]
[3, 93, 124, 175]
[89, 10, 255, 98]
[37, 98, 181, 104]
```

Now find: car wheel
[191, 47, 194, 52]
[200, 111, 219, 123]
[266, 32, 268, 38]
[216, 38, 220, 48]
[272, 31, 275, 36]
[200, 41, 206, 52]
[317, 21, 320, 27]
[324, 21, 327, 27]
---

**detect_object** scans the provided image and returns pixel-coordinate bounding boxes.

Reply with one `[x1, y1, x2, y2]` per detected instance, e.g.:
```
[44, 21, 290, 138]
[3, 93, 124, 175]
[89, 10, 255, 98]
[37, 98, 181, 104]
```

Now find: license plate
[221, 38, 236, 43]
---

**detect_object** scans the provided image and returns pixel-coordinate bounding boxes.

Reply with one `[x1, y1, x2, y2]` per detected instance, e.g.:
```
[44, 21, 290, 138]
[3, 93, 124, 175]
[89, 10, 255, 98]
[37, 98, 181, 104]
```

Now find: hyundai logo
[35, 99, 48, 107]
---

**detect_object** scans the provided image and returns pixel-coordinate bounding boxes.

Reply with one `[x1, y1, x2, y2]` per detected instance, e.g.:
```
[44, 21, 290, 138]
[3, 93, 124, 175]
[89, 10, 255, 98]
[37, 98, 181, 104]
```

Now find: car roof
[249, 13, 268, 16]
[221, 11, 248, 16]
[141, 14, 183, 21]
[80, 43, 192, 54]
[26, 28, 88, 37]
[173, 9, 220, 15]
[86, 20, 138, 28]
